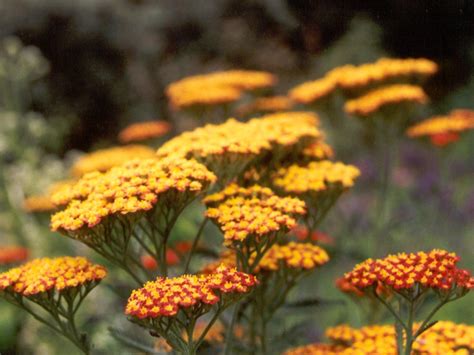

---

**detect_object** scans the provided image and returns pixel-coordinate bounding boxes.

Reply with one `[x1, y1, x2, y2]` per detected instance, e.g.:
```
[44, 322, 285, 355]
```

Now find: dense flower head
[273, 161, 360, 194]
[344, 84, 428, 116]
[0, 246, 28, 265]
[289, 58, 437, 104]
[205, 184, 306, 245]
[344, 249, 474, 291]
[156, 112, 320, 163]
[406, 109, 474, 146]
[301, 140, 335, 161]
[70, 145, 156, 177]
[166, 70, 277, 110]
[23, 195, 56, 213]
[236, 95, 294, 115]
[118, 121, 171, 143]
[0, 256, 106, 296]
[257, 242, 329, 271]
[125, 265, 257, 319]
[51, 158, 216, 232]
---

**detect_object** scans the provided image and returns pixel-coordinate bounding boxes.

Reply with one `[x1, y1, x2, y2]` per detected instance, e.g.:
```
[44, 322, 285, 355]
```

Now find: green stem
[223, 304, 240, 355]
[404, 299, 414, 355]
[184, 217, 208, 273]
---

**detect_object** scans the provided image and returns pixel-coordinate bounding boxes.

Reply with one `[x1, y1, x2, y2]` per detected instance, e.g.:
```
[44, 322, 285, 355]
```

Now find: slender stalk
[184, 217, 208, 273]
[223, 304, 240, 355]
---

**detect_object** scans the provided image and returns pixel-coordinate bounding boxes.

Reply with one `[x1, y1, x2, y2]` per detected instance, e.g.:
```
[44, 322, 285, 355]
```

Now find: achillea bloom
[70, 145, 156, 177]
[156, 112, 321, 182]
[23, 195, 56, 213]
[406, 109, 474, 147]
[118, 121, 171, 144]
[0, 246, 28, 265]
[0, 257, 106, 296]
[335, 277, 364, 297]
[205, 184, 306, 247]
[236, 95, 294, 116]
[283, 343, 345, 355]
[301, 140, 335, 161]
[166, 70, 277, 110]
[289, 58, 437, 105]
[344, 84, 428, 117]
[141, 249, 180, 270]
[344, 249, 474, 292]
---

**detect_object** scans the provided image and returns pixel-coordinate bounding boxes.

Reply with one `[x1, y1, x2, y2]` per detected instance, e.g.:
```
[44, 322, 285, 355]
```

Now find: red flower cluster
[125, 265, 257, 319]
[291, 225, 335, 245]
[0, 246, 29, 265]
[344, 249, 474, 291]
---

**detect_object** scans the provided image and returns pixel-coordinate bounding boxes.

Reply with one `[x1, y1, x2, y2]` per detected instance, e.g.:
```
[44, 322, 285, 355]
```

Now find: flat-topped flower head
[406, 109, 474, 147]
[51, 157, 216, 233]
[23, 195, 56, 213]
[71, 145, 156, 177]
[257, 242, 329, 272]
[125, 265, 257, 319]
[237, 96, 294, 116]
[0, 246, 28, 266]
[0, 256, 106, 296]
[205, 184, 306, 246]
[344, 249, 474, 292]
[273, 161, 360, 194]
[156, 113, 320, 182]
[166, 70, 277, 110]
[344, 84, 428, 117]
[118, 121, 171, 144]
[289, 58, 437, 105]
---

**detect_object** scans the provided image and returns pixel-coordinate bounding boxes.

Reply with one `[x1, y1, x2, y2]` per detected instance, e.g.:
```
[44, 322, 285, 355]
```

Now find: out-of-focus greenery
[0, 3, 473, 354]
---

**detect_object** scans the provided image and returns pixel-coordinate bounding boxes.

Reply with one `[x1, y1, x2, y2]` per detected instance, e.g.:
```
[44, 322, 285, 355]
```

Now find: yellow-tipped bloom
[70, 145, 156, 177]
[205, 184, 306, 247]
[344, 84, 428, 117]
[166, 70, 277, 110]
[118, 121, 171, 144]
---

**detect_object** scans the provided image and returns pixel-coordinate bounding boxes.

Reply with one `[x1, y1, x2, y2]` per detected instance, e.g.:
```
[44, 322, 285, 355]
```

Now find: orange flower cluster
[156, 112, 321, 165]
[344, 84, 428, 116]
[166, 70, 277, 110]
[257, 242, 329, 271]
[406, 109, 474, 146]
[289, 58, 437, 104]
[205, 184, 306, 246]
[71, 145, 156, 177]
[273, 161, 360, 194]
[301, 140, 335, 161]
[51, 158, 216, 232]
[236, 96, 294, 116]
[286, 322, 473, 355]
[344, 249, 474, 291]
[125, 265, 257, 319]
[23, 195, 56, 213]
[0, 246, 28, 265]
[0, 257, 106, 296]
[292, 225, 335, 245]
[118, 121, 171, 143]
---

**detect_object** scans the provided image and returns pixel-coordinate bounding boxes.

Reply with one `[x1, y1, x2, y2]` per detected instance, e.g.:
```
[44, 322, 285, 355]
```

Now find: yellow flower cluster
[125, 265, 257, 319]
[236, 96, 294, 116]
[71, 145, 156, 177]
[344, 84, 428, 116]
[51, 158, 216, 232]
[273, 161, 360, 194]
[257, 242, 329, 271]
[0, 257, 106, 296]
[406, 109, 474, 137]
[289, 58, 437, 104]
[286, 322, 473, 354]
[157, 112, 320, 160]
[118, 121, 171, 143]
[166, 70, 277, 110]
[205, 184, 306, 246]
[23, 195, 56, 213]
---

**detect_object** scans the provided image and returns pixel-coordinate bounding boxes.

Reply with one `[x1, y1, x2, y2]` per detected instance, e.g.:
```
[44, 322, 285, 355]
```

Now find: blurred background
[0, 1, 473, 354]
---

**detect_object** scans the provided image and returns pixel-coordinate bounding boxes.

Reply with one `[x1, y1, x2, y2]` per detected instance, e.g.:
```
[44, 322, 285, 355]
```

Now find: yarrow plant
[0, 257, 107, 354]
[125, 264, 257, 354]
[342, 249, 473, 354]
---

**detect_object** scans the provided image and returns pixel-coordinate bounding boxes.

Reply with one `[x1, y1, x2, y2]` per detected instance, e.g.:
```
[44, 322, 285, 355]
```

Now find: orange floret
[344, 84, 428, 116]
[0, 246, 28, 265]
[0, 257, 106, 296]
[118, 121, 171, 144]
[125, 265, 257, 319]
[70, 145, 156, 177]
